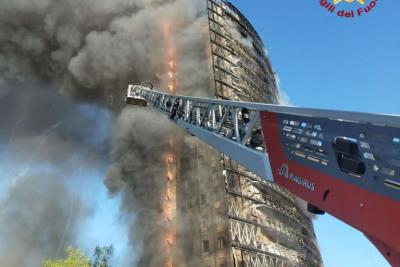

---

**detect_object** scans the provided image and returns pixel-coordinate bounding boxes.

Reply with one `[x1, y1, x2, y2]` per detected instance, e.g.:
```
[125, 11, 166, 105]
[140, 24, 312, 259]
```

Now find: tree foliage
[42, 247, 91, 267]
[92, 245, 114, 267]
[42, 245, 113, 267]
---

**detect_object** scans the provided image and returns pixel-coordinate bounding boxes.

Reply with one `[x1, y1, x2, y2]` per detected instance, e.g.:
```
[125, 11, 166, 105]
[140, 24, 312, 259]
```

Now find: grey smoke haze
[0, 0, 209, 266]
[0, 174, 87, 267]
[0, 85, 114, 266]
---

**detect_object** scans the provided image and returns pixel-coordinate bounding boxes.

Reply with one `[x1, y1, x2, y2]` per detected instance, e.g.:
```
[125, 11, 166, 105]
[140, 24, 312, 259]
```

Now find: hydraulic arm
[126, 84, 400, 266]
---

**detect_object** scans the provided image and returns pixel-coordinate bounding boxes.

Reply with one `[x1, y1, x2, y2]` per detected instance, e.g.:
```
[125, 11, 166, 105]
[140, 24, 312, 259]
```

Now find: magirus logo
[320, 0, 378, 18]
[278, 164, 316, 191]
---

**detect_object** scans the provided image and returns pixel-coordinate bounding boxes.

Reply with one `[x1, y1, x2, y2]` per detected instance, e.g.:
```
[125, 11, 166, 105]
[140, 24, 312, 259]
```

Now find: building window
[200, 193, 207, 206]
[215, 215, 222, 226]
[184, 180, 189, 189]
[201, 215, 210, 231]
[186, 241, 193, 256]
[203, 240, 210, 253]
[218, 237, 225, 249]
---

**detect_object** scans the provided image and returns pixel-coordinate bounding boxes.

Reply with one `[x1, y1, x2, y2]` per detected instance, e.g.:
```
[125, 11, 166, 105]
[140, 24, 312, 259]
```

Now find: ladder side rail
[134, 86, 400, 128]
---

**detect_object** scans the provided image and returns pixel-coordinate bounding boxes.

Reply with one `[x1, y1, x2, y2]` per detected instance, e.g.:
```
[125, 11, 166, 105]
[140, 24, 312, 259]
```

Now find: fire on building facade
[173, 1, 324, 267]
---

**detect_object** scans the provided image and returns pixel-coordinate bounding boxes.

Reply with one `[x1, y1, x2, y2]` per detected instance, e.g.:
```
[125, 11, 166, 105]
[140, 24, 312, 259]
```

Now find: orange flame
[162, 19, 178, 267]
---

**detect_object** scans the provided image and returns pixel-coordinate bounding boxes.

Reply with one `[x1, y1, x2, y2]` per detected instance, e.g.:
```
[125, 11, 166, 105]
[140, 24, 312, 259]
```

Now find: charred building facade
[174, 1, 324, 267]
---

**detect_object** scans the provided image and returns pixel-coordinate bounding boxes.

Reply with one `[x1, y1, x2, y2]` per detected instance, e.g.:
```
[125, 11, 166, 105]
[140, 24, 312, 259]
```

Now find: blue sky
[229, 0, 400, 266]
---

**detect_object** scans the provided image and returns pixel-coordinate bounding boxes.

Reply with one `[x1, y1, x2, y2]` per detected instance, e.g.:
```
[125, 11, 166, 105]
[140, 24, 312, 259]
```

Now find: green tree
[92, 245, 114, 267]
[42, 247, 91, 267]
[42, 245, 114, 267]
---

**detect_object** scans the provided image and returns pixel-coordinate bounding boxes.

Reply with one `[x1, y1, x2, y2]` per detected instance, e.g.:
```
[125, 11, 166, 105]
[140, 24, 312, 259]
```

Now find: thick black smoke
[0, 0, 209, 106]
[106, 107, 181, 266]
[0, 0, 209, 266]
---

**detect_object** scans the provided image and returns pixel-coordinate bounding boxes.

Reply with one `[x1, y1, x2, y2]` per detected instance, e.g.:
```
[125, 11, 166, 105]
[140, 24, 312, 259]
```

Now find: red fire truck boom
[126, 84, 400, 266]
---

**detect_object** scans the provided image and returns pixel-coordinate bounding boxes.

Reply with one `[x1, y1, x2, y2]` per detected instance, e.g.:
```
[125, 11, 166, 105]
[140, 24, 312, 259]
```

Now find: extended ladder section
[126, 84, 400, 266]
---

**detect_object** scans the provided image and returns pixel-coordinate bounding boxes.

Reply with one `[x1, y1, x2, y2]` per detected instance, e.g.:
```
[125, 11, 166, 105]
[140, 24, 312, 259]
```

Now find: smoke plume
[0, 85, 113, 266]
[106, 107, 182, 266]
[0, 0, 209, 105]
[0, 0, 209, 266]
[0, 174, 87, 267]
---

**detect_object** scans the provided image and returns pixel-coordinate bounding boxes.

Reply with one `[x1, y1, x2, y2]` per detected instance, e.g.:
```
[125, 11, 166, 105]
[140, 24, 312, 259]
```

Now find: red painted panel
[261, 111, 400, 266]
[367, 235, 400, 267]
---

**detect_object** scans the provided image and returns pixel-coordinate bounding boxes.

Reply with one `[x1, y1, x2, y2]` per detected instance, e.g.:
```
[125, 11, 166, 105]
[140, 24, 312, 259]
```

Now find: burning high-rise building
[174, 1, 324, 266]
[0, 0, 324, 265]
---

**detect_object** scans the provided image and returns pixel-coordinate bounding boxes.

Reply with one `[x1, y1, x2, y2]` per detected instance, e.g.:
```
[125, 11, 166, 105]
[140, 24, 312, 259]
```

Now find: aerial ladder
[126, 83, 400, 266]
